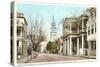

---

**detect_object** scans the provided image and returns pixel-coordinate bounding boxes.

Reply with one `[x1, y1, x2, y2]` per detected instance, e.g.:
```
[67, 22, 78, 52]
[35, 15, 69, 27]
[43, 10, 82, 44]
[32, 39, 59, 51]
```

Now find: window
[91, 24, 94, 34]
[17, 40, 19, 47]
[88, 27, 90, 35]
[17, 27, 21, 36]
[21, 22, 23, 25]
[53, 28, 55, 32]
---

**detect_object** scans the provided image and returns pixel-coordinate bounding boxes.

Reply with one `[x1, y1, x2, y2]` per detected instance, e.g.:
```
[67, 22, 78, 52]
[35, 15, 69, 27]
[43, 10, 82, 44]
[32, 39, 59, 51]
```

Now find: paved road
[28, 53, 88, 63]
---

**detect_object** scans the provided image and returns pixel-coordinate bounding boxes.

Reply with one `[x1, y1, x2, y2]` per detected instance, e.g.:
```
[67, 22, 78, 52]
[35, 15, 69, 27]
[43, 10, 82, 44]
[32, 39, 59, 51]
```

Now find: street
[28, 53, 89, 63]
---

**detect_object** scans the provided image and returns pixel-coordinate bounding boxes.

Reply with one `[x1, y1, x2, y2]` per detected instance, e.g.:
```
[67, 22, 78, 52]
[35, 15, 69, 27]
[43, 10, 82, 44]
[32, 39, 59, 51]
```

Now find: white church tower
[50, 16, 57, 42]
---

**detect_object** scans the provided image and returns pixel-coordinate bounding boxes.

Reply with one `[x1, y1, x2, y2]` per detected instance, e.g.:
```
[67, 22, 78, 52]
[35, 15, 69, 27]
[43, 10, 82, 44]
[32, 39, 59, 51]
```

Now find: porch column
[81, 34, 84, 55]
[67, 39, 70, 55]
[63, 40, 66, 55]
[88, 41, 91, 57]
[69, 37, 72, 55]
[77, 37, 80, 55]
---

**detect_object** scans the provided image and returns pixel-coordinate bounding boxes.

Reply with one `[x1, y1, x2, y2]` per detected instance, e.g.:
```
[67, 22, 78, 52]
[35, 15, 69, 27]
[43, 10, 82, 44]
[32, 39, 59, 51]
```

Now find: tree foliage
[46, 41, 59, 53]
[29, 17, 46, 51]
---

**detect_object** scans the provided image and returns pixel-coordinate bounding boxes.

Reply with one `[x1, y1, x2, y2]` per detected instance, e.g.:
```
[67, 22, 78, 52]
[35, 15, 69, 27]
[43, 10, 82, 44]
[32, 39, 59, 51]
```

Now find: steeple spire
[52, 16, 56, 26]
[50, 16, 57, 42]
[53, 16, 54, 22]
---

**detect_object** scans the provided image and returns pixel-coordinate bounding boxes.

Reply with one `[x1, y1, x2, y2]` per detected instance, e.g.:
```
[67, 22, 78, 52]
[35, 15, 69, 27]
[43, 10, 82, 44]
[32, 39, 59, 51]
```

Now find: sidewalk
[17, 51, 39, 63]
[66, 55, 96, 59]
[17, 56, 29, 63]
[80, 55, 96, 59]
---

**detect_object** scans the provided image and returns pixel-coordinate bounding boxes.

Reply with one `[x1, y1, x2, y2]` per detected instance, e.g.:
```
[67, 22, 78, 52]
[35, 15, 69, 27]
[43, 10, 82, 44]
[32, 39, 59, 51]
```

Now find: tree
[73, 16, 82, 32]
[46, 41, 52, 51]
[29, 16, 46, 51]
[46, 41, 58, 54]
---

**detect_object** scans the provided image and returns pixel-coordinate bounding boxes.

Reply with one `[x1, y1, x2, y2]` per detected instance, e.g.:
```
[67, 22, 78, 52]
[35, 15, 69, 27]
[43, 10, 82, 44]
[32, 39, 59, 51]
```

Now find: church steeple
[50, 16, 57, 42]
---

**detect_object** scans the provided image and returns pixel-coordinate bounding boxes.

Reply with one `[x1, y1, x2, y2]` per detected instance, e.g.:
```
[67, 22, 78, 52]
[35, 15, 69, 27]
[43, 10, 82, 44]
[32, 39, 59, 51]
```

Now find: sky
[16, 2, 88, 41]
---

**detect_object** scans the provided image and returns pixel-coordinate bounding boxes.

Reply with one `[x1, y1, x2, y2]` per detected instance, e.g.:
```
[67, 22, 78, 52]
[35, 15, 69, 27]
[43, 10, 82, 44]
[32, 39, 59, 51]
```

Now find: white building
[87, 7, 96, 56]
[16, 12, 28, 59]
[63, 7, 96, 57]
[63, 15, 88, 56]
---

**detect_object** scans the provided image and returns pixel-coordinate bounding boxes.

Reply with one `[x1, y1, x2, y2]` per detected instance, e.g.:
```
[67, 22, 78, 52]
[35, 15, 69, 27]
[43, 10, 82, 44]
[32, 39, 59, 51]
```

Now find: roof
[17, 12, 28, 25]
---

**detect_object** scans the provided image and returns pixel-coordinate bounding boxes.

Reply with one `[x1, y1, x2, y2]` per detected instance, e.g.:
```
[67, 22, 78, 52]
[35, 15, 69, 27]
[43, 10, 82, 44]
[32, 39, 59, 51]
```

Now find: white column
[67, 39, 69, 55]
[69, 37, 72, 55]
[63, 40, 66, 55]
[77, 37, 80, 55]
[81, 34, 84, 55]
[19, 41, 22, 48]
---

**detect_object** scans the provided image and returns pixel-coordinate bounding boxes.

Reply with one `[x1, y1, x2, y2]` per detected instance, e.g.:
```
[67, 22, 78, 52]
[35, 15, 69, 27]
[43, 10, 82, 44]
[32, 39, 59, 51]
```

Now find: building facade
[50, 17, 57, 42]
[16, 12, 28, 59]
[63, 15, 88, 56]
[87, 8, 96, 56]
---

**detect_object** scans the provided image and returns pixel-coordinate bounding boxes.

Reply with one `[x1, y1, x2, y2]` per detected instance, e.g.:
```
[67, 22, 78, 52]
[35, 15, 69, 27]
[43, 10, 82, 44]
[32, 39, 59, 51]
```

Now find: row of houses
[62, 7, 96, 57]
